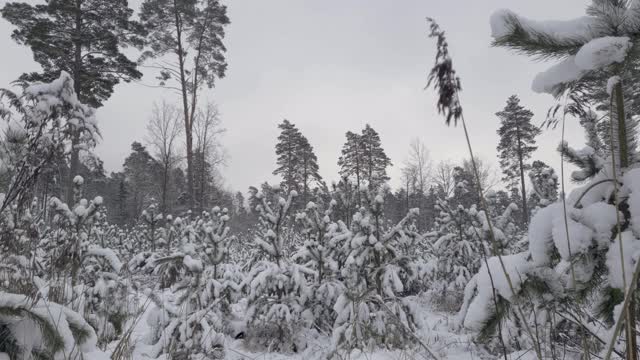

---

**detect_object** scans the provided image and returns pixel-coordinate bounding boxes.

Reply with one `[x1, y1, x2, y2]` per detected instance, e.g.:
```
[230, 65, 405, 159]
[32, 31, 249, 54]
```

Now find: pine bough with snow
[454, 1, 640, 357]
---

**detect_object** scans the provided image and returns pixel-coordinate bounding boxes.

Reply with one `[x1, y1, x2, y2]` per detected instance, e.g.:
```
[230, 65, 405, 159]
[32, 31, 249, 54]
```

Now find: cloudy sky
[0, 0, 589, 193]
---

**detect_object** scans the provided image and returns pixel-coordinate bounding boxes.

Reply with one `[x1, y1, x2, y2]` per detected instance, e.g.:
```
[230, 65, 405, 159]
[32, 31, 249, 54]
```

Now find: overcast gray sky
[0, 0, 589, 193]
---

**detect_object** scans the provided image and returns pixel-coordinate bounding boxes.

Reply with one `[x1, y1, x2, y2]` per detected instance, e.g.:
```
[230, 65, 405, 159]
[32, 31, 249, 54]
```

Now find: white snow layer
[606, 231, 640, 289]
[607, 76, 621, 95]
[492, 10, 633, 95]
[531, 36, 631, 94]
[551, 208, 594, 261]
[490, 9, 598, 41]
[464, 253, 531, 330]
[529, 200, 617, 267]
[575, 36, 631, 70]
[532, 56, 585, 94]
[528, 204, 557, 266]
[86, 245, 123, 272]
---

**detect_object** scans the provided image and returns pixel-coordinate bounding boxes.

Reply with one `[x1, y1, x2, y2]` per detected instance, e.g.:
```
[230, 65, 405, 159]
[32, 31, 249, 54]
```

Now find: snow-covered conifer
[146, 206, 243, 359]
[527, 160, 559, 215]
[331, 192, 421, 352]
[244, 186, 314, 352]
[293, 200, 344, 332]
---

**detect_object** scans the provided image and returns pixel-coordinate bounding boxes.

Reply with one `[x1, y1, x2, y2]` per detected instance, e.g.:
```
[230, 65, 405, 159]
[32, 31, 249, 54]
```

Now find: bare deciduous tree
[462, 156, 500, 194]
[146, 100, 182, 214]
[400, 138, 431, 214]
[400, 164, 417, 212]
[405, 138, 432, 195]
[433, 160, 456, 198]
[193, 102, 226, 211]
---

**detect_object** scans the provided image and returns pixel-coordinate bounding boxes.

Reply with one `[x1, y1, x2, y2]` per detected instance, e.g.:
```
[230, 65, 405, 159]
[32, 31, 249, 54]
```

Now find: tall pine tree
[139, 0, 229, 210]
[122, 142, 161, 221]
[297, 135, 322, 205]
[2, 0, 146, 204]
[338, 131, 363, 196]
[496, 95, 540, 224]
[273, 120, 302, 193]
[273, 120, 322, 204]
[338, 125, 391, 194]
[361, 124, 392, 190]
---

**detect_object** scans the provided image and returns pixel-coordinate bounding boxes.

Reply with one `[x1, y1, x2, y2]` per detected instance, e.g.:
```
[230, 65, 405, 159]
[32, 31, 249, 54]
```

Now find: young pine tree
[245, 186, 313, 352]
[0, 74, 104, 357]
[331, 193, 421, 352]
[460, 4, 640, 355]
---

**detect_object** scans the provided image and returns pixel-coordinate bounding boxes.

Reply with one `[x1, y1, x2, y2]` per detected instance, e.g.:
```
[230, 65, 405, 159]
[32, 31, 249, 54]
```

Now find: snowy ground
[85, 295, 492, 360]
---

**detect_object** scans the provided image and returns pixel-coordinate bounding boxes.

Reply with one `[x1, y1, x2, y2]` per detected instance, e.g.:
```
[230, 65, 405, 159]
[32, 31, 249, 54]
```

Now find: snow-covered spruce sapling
[147, 207, 243, 359]
[0, 200, 102, 359]
[245, 187, 315, 352]
[0, 192, 104, 354]
[295, 200, 339, 284]
[45, 179, 134, 347]
[429, 199, 483, 310]
[0, 74, 104, 358]
[140, 201, 165, 251]
[331, 193, 421, 352]
[45, 176, 104, 288]
[293, 200, 345, 332]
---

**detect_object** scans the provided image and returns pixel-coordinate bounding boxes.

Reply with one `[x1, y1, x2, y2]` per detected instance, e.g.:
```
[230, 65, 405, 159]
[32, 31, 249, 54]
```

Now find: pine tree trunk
[68, 0, 83, 206]
[355, 154, 361, 205]
[288, 140, 293, 192]
[200, 149, 206, 212]
[517, 154, 528, 225]
[161, 163, 169, 214]
[303, 154, 308, 206]
[406, 179, 410, 213]
[614, 82, 637, 360]
[515, 126, 528, 225]
[615, 82, 629, 169]
[174, 0, 194, 211]
[368, 143, 374, 190]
